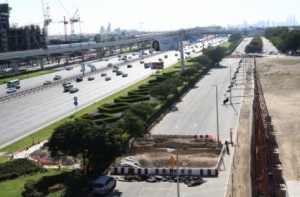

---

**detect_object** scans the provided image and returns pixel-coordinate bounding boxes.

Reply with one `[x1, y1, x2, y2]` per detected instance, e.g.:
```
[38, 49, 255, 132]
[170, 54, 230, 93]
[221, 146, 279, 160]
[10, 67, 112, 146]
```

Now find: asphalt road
[0, 37, 226, 148]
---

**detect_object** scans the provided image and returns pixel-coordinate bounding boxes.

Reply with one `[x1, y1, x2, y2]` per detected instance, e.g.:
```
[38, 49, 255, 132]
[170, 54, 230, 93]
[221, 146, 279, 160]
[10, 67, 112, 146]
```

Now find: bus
[7, 79, 20, 89]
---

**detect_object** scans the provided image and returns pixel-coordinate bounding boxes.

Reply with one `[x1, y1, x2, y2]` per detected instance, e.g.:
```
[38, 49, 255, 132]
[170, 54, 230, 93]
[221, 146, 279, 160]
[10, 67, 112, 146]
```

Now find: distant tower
[107, 23, 111, 33]
[100, 26, 105, 34]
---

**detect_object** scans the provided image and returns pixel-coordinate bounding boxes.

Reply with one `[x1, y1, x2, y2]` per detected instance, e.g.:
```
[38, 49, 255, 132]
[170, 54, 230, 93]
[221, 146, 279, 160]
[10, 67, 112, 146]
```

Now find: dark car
[76, 76, 83, 82]
[127, 64, 132, 68]
[88, 76, 95, 81]
[122, 73, 128, 77]
[116, 70, 123, 76]
[105, 76, 111, 81]
[101, 73, 107, 77]
[140, 61, 144, 64]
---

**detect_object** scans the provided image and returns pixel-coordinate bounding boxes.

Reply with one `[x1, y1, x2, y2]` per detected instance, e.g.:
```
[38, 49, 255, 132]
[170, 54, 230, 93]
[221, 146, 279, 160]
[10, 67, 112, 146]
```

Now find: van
[92, 176, 116, 195]
[7, 79, 20, 89]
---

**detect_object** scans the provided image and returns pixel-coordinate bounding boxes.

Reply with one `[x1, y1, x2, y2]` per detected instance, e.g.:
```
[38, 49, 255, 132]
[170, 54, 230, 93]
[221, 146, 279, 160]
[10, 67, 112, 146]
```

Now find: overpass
[0, 27, 242, 71]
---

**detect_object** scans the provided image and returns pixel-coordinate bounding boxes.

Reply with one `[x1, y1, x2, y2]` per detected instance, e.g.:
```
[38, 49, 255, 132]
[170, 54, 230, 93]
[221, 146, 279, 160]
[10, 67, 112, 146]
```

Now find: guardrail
[0, 51, 162, 103]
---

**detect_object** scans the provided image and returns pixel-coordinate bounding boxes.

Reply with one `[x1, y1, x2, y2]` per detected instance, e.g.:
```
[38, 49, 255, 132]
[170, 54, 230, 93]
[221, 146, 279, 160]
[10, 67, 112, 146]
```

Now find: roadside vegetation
[265, 27, 300, 54]
[245, 36, 263, 54]
[0, 40, 240, 196]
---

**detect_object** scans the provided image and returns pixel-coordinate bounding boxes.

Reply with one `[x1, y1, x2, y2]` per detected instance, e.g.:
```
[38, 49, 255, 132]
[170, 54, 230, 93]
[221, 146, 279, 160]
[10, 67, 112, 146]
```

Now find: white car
[120, 159, 141, 168]
[92, 176, 116, 195]
[43, 80, 52, 85]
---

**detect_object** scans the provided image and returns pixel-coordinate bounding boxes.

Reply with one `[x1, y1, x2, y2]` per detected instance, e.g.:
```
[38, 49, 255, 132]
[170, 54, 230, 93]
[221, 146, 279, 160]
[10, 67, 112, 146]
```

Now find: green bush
[98, 102, 131, 113]
[0, 159, 46, 182]
[114, 95, 150, 103]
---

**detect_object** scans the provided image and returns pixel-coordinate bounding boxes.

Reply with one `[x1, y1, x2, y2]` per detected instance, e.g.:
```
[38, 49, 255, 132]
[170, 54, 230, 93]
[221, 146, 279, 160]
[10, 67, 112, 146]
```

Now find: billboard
[151, 62, 164, 70]
[151, 37, 179, 51]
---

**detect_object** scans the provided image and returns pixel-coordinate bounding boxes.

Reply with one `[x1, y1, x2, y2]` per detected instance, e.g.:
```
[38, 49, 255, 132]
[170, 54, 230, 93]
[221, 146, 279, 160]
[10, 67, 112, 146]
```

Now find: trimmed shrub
[0, 159, 46, 182]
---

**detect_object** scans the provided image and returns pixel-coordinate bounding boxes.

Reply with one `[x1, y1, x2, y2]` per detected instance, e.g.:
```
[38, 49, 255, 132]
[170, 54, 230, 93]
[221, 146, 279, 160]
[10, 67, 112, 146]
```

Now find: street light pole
[230, 65, 232, 104]
[167, 148, 180, 197]
[176, 152, 180, 197]
[213, 85, 220, 148]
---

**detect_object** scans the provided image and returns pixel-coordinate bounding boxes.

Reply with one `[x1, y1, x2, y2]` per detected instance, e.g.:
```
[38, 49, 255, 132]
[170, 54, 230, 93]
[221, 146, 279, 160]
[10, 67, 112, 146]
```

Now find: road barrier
[111, 167, 218, 177]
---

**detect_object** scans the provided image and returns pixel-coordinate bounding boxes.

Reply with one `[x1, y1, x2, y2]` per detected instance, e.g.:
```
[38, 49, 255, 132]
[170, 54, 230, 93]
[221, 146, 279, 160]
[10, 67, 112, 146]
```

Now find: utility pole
[213, 85, 220, 148]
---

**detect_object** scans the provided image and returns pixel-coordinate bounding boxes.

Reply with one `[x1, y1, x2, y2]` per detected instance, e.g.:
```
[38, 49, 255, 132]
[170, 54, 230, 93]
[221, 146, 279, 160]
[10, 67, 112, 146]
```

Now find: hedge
[98, 102, 131, 113]
[114, 95, 150, 103]
[0, 159, 46, 182]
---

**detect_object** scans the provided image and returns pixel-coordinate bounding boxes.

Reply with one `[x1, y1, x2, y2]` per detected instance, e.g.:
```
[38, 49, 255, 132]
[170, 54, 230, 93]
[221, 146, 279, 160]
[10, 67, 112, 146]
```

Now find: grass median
[0, 70, 55, 85]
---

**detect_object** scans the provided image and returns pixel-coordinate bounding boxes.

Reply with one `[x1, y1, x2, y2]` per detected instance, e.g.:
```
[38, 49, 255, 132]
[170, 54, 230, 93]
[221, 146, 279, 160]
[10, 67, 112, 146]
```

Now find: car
[158, 58, 163, 61]
[116, 70, 123, 76]
[112, 68, 118, 72]
[122, 73, 128, 77]
[101, 73, 107, 77]
[140, 60, 144, 64]
[69, 88, 79, 93]
[113, 65, 119, 69]
[65, 66, 73, 70]
[6, 88, 16, 94]
[62, 82, 71, 87]
[88, 76, 95, 81]
[128, 56, 132, 59]
[76, 76, 83, 82]
[105, 76, 111, 81]
[164, 55, 168, 58]
[120, 160, 141, 168]
[144, 63, 151, 68]
[43, 80, 52, 85]
[92, 176, 116, 195]
[127, 64, 132, 68]
[107, 63, 113, 67]
[53, 75, 62, 80]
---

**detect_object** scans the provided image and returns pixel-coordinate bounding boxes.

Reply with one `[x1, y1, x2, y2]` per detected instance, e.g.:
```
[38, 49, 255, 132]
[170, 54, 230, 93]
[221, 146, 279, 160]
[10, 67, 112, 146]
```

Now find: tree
[120, 111, 145, 137]
[203, 46, 226, 65]
[245, 36, 263, 54]
[127, 102, 157, 121]
[181, 67, 198, 80]
[47, 119, 112, 169]
[228, 33, 242, 42]
[93, 34, 101, 43]
[150, 83, 177, 101]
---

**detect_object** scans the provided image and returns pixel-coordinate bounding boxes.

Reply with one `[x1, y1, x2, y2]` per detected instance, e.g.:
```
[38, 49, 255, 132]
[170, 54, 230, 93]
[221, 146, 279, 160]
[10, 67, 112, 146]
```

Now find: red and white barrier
[111, 167, 218, 177]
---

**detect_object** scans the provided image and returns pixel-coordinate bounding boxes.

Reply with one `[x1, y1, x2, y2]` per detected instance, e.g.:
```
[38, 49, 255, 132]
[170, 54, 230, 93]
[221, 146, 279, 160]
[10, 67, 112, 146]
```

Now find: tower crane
[41, 0, 52, 46]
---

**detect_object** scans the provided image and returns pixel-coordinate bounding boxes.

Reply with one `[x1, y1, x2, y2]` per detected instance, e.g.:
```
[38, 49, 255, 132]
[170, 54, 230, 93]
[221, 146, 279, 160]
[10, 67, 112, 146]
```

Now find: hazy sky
[4, 0, 300, 35]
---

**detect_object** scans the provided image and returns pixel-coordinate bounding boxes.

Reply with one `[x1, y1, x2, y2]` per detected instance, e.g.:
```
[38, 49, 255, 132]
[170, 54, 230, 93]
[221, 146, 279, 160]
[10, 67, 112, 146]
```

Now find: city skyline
[3, 0, 300, 35]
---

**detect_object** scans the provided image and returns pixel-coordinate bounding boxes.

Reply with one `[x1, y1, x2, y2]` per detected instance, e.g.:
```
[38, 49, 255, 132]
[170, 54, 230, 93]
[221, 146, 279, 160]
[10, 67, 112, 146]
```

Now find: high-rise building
[0, 3, 10, 52]
[0, 3, 45, 52]
[107, 23, 111, 33]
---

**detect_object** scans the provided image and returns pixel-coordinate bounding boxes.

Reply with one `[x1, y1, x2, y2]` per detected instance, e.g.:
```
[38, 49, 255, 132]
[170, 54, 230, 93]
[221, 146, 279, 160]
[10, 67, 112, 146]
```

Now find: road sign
[73, 96, 78, 101]
[168, 156, 176, 164]
[74, 101, 78, 106]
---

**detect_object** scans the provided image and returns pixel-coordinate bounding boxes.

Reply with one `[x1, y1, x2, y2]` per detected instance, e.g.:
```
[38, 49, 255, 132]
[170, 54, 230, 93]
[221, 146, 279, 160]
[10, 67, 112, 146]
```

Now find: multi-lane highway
[0, 37, 226, 148]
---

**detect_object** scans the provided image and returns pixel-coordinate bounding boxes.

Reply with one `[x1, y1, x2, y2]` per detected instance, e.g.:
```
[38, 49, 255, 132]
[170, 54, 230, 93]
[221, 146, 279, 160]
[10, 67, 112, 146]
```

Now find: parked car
[105, 76, 111, 81]
[6, 88, 17, 94]
[69, 88, 79, 93]
[88, 76, 95, 81]
[92, 176, 116, 195]
[120, 160, 141, 168]
[127, 64, 132, 68]
[53, 75, 62, 80]
[76, 76, 83, 82]
[101, 73, 107, 77]
[43, 80, 52, 85]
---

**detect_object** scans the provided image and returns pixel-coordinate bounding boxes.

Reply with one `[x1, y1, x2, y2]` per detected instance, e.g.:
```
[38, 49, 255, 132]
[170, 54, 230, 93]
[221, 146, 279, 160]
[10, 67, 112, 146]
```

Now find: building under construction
[0, 3, 45, 53]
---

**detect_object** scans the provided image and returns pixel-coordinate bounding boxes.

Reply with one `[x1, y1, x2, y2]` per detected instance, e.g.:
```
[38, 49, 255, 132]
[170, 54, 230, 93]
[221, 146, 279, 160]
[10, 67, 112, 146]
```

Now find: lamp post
[167, 148, 180, 197]
[213, 85, 220, 149]
[229, 65, 232, 104]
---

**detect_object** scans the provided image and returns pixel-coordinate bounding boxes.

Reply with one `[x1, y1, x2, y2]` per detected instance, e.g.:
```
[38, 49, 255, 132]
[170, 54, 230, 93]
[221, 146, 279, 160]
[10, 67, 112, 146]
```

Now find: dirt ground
[114, 137, 220, 168]
[257, 57, 300, 181]
[226, 56, 300, 197]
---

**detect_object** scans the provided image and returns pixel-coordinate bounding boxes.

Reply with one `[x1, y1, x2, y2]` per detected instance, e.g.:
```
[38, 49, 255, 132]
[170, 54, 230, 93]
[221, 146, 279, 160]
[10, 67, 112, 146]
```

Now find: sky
[3, 0, 300, 35]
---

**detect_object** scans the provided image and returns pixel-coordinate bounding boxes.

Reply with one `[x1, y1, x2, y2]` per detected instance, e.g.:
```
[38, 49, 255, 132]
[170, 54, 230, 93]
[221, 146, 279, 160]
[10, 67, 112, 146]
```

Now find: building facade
[0, 3, 45, 53]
